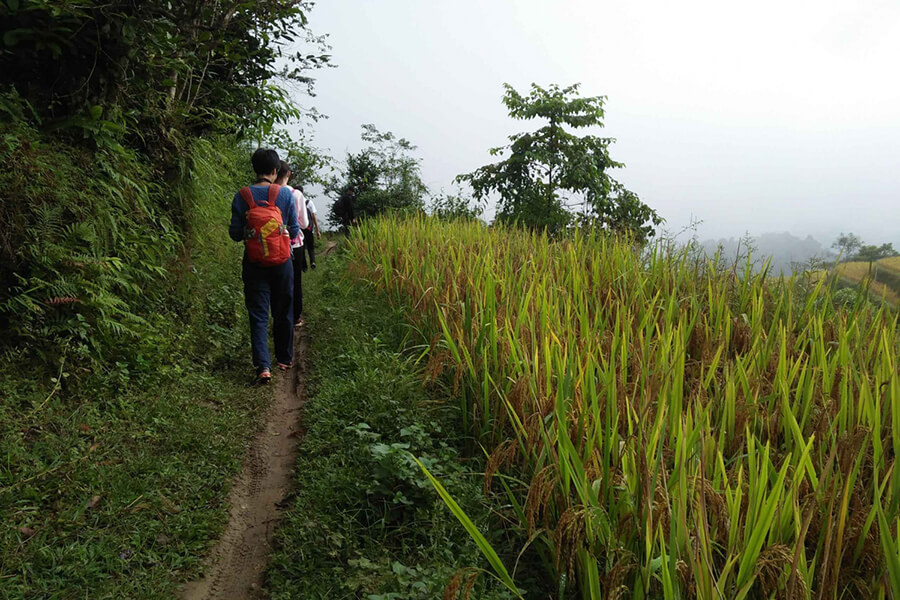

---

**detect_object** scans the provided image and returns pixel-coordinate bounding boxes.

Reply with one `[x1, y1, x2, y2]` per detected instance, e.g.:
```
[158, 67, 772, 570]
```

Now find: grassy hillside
[880, 256, 900, 274]
[0, 124, 274, 599]
[829, 258, 900, 307]
[347, 216, 900, 599]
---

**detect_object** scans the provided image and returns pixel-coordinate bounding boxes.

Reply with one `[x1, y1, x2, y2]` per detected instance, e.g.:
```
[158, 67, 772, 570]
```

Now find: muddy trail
[180, 333, 308, 600]
[180, 241, 336, 600]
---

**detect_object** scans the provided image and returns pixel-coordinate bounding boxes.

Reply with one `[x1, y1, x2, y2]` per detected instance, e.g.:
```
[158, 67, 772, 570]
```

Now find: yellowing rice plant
[880, 257, 900, 275]
[867, 281, 900, 307]
[836, 261, 875, 285]
[348, 216, 900, 599]
[806, 269, 828, 284]
[835, 262, 900, 307]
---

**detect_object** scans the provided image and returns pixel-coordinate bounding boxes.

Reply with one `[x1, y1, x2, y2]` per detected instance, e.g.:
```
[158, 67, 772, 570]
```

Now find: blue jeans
[242, 258, 294, 370]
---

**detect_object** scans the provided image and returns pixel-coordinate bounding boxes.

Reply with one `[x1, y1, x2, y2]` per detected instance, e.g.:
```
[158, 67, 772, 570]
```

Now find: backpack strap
[239, 186, 256, 209]
[267, 184, 281, 207]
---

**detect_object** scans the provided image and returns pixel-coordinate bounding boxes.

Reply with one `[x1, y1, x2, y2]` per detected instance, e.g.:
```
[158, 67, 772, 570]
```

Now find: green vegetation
[0, 0, 327, 154]
[329, 124, 430, 232]
[807, 256, 900, 309]
[458, 83, 661, 238]
[348, 216, 900, 599]
[427, 193, 485, 222]
[11, 2, 895, 598]
[832, 232, 898, 265]
[266, 251, 520, 600]
[831, 259, 900, 307]
[0, 364, 264, 599]
[1, 2, 330, 597]
[0, 136, 268, 598]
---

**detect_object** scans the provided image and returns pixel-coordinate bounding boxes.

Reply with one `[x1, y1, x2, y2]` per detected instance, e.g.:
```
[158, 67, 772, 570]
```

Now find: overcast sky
[298, 0, 899, 245]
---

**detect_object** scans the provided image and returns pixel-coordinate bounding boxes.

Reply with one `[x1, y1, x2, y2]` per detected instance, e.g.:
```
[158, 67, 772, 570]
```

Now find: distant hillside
[812, 257, 900, 307]
[700, 231, 831, 273]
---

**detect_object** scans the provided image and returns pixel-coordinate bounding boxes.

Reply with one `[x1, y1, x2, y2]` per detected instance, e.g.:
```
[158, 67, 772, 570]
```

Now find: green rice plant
[346, 215, 900, 599]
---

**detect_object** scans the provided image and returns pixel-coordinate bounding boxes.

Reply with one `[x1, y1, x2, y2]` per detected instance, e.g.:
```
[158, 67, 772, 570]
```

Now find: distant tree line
[329, 83, 662, 241]
[832, 232, 898, 264]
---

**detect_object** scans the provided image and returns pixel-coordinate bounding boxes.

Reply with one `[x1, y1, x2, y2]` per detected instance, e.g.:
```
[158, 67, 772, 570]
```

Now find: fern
[0, 122, 254, 381]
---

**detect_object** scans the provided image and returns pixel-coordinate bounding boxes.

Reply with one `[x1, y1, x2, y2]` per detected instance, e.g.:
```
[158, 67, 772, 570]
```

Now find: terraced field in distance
[879, 256, 900, 274]
[832, 258, 900, 306]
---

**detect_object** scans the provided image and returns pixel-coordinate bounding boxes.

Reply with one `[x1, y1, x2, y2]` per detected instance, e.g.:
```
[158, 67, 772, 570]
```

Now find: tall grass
[347, 216, 900, 599]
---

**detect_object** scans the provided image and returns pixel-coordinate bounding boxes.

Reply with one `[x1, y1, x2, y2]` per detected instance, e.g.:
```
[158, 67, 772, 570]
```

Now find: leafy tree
[457, 83, 661, 239]
[0, 1, 331, 362]
[267, 128, 332, 189]
[855, 243, 897, 264]
[0, 0, 330, 155]
[428, 193, 484, 222]
[329, 124, 427, 231]
[832, 232, 864, 260]
[831, 233, 897, 263]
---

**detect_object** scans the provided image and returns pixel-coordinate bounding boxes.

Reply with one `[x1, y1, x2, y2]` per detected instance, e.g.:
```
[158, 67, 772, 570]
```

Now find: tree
[428, 193, 483, 222]
[832, 232, 863, 260]
[457, 83, 661, 239]
[329, 124, 427, 231]
[267, 128, 332, 189]
[855, 243, 897, 264]
[831, 233, 897, 263]
[0, 0, 330, 155]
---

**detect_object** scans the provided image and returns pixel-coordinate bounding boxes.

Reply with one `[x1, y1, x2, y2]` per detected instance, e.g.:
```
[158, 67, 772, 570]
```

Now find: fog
[298, 0, 899, 246]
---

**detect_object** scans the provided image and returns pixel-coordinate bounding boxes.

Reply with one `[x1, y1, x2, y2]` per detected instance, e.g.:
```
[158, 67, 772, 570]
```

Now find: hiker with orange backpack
[229, 149, 302, 383]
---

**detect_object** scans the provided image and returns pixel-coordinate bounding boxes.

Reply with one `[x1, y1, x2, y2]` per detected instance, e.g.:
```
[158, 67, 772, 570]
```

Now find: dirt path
[180, 333, 307, 600]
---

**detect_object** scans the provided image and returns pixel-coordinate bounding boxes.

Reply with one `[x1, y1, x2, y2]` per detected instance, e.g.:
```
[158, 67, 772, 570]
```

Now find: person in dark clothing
[274, 161, 309, 326]
[333, 186, 357, 236]
[296, 186, 320, 271]
[228, 149, 301, 383]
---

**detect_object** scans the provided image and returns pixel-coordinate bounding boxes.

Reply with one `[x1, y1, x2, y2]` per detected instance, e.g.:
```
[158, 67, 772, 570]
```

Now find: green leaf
[876, 495, 900, 597]
[3, 28, 24, 47]
[735, 457, 791, 597]
[412, 454, 522, 598]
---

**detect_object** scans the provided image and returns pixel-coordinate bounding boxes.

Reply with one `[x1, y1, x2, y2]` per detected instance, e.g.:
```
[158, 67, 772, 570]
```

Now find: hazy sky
[299, 0, 899, 245]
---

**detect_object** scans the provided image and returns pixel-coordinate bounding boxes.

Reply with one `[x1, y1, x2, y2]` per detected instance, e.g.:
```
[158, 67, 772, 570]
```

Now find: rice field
[834, 262, 900, 307]
[880, 257, 900, 276]
[348, 216, 900, 599]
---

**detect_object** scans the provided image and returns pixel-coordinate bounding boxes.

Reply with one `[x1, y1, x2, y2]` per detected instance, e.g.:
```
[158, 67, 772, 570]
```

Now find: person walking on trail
[229, 149, 301, 384]
[296, 185, 320, 271]
[274, 161, 310, 327]
[334, 186, 357, 235]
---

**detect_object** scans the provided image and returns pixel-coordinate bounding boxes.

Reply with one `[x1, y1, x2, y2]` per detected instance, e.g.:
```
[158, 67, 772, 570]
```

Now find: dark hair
[251, 148, 280, 176]
[297, 185, 304, 193]
[276, 160, 291, 182]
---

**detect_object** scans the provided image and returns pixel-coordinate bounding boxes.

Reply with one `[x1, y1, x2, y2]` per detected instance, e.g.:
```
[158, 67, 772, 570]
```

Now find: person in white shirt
[296, 185, 320, 271]
[275, 161, 309, 326]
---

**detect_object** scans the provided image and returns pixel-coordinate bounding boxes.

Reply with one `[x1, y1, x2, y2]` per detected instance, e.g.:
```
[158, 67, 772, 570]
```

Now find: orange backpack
[239, 185, 292, 266]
